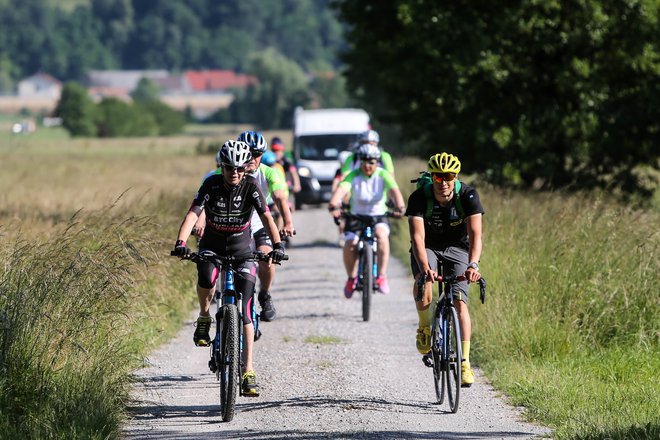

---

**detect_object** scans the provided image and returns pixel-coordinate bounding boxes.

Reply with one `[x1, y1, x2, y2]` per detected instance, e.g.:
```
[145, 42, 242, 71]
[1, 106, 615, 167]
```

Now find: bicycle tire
[219, 304, 240, 422]
[445, 305, 462, 413]
[361, 241, 373, 321]
[431, 304, 444, 404]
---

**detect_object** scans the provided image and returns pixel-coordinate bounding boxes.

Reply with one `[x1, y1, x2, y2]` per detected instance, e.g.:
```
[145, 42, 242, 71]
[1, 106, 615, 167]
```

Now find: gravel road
[123, 207, 551, 439]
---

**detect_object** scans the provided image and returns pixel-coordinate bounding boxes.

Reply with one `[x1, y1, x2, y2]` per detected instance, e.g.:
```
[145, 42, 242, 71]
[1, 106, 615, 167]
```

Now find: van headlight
[298, 166, 311, 177]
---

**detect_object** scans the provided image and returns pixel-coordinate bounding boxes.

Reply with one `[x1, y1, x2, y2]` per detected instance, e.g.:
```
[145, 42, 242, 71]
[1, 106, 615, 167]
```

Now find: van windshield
[295, 134, 356, 160]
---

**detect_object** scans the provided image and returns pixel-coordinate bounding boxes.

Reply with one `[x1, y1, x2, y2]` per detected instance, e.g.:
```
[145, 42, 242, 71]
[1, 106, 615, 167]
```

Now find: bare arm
[409, 216, 435, 281]
[388, 188, 406, 217]
[465, 214, 483, 282]
[290, 166, 302, 193]
[176, 207, 202, 244]
[192, 211, 206, 238]
[272, 189, 295, 236]
[328, 185, 349, 219]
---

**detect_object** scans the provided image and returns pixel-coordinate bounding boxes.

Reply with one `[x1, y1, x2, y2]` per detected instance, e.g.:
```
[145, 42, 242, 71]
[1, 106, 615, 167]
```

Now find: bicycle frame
[356, 222, 377, 293]
[419, 272, 486, 412]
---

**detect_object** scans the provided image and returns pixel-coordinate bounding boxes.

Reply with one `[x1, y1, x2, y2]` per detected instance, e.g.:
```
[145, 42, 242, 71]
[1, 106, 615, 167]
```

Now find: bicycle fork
[357, 227, 378, 291]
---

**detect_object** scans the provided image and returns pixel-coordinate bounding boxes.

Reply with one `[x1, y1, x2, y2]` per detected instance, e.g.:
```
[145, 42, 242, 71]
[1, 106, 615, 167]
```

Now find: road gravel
[123, 207, 551, 439]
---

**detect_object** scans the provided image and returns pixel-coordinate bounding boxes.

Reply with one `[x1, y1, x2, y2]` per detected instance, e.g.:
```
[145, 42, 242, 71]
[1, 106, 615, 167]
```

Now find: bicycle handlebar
[170, 249, 289, 265]
[333, 211, 402, 226]
[415, 273, 487, 304]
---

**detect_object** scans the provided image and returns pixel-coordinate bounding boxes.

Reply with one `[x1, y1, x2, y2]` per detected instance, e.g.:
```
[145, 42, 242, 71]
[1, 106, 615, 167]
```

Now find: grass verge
[0, 197, 195, 439]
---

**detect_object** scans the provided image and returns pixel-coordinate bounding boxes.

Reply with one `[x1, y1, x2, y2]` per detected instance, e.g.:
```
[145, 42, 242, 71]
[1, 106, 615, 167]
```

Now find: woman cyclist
[404, 152, 484, 387]
[172, 140, 286, 396]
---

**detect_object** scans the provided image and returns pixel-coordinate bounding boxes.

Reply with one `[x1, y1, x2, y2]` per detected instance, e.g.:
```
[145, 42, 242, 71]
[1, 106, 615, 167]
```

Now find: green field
[0, 131, 658, 439]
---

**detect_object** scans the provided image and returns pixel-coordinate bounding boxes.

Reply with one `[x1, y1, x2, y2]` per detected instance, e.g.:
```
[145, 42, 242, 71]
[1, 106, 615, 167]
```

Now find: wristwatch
[467, 262, 479, 271]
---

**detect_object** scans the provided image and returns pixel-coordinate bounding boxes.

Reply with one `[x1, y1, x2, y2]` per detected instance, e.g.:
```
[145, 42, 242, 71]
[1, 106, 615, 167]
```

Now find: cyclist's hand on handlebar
[269, 242, 287, 264]
[328, 203, 341, 222]
[172, 240, 190, 257]
[423, 268, 438, 283]
[465, 267, 481, 283]
[281, 222, 296, 237]
[392, 206, 405, 219]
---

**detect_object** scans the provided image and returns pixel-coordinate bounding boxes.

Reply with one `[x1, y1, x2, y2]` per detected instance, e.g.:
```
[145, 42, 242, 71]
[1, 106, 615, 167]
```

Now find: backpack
[413, 171, 464, 219]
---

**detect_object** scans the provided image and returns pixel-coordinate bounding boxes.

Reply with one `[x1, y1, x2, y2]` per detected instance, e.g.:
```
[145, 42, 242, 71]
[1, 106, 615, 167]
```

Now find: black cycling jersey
[192, 174, 269, 258]
[405, 182, 484, 251]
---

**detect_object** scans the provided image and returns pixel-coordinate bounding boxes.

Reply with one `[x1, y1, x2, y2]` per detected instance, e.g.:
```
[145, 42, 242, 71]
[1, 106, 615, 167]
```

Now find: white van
[292, 107, 370, 207]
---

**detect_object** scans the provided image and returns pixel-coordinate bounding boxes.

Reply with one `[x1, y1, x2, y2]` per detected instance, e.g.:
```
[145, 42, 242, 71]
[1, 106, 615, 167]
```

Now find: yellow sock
[462, 341, 471, 364]
[417, 307, 432, 328]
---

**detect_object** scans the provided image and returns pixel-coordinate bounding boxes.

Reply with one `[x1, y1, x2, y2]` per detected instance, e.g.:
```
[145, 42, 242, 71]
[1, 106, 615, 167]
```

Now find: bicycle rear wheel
[431, 306, 444, 404]
[361, 242, 373, 321]
[219, 304, 240, 422]
[445, 306, 462, 413]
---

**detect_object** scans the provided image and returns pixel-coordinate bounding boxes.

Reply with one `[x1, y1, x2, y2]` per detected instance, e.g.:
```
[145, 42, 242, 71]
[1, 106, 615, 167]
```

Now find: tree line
[337, 0, 660, 200]
[0, 0, 343, 89]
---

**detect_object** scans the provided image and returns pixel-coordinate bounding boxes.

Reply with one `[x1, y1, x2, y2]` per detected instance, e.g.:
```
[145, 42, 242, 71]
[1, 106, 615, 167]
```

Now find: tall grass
[0, 198, 196, 439]
[390, 158, 660, 439]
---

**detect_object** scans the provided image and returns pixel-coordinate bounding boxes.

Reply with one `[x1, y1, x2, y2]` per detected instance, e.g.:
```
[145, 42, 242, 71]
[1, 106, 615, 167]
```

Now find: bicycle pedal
[208, 359, 217, 373]
[254, 329, 262, 341]
[422, 354, 433, 368]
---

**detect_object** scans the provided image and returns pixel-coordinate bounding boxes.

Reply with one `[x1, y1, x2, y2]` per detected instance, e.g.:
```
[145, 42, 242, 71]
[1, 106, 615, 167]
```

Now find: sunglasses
[361, 159, 378, 165]
[223, 165, 246, 173]
[251, 151, 263, 158]
[432, 172, 457, 183]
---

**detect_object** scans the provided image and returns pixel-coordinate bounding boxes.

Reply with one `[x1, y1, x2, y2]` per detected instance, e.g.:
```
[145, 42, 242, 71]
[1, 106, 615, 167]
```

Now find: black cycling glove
[269, 242, 286, 264]
[172, 239, 190, 257]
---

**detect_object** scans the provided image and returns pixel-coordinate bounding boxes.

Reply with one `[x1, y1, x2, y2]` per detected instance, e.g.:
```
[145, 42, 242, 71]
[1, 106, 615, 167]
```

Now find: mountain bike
[336, 212, 396, 321]
[171, 249, 287, 422]
[417, 273, 486, 413]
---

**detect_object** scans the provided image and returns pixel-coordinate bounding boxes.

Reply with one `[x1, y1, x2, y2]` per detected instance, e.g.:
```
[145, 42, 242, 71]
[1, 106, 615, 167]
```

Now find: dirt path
[123, 207, 550, 439]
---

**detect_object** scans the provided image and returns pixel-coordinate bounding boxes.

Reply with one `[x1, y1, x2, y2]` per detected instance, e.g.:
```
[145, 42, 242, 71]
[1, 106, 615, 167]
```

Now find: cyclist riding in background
[334, 130, 395, 186]
[327, 143, 405, 298]
[404, 152, 484, 387]
[171, 140, 286, 396]
[239, 131, 295, 322]
[271, 137, 301, 196]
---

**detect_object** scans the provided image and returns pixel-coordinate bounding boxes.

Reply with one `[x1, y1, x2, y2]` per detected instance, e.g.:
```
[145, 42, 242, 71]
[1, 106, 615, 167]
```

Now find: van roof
[294, 108, 370, 136]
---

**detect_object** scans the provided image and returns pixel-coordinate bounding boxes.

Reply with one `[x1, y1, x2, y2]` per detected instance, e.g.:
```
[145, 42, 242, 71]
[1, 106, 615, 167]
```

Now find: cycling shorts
[253, 227, 273, 250]
[410, 246, 469, 303]
[343, 216, 389, 243]
[196, 259, 258, 325]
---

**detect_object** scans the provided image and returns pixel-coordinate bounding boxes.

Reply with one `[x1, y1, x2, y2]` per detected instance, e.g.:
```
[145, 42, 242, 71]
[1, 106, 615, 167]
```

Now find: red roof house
[184, 70, 256, 93]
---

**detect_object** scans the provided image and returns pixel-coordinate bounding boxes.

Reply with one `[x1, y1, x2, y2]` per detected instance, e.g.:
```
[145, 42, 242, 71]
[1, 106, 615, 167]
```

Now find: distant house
[84, 69, 256, 118]
[17, 73, 62, 99]
[184, 70, 256, 93]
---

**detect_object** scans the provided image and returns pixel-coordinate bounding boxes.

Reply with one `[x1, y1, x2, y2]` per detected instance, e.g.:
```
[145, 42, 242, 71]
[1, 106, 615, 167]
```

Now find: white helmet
[216, 140, 252, 167]
[357, 143, 381, 160]
[357, 129, 380, 145]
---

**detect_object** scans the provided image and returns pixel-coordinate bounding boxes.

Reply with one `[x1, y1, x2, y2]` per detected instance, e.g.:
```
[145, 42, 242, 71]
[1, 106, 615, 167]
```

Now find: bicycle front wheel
[431, 307, 444, 404]
[219, 304, 240, 422]
[361, 242, 373, 321]
[445, 306, 462, 413]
